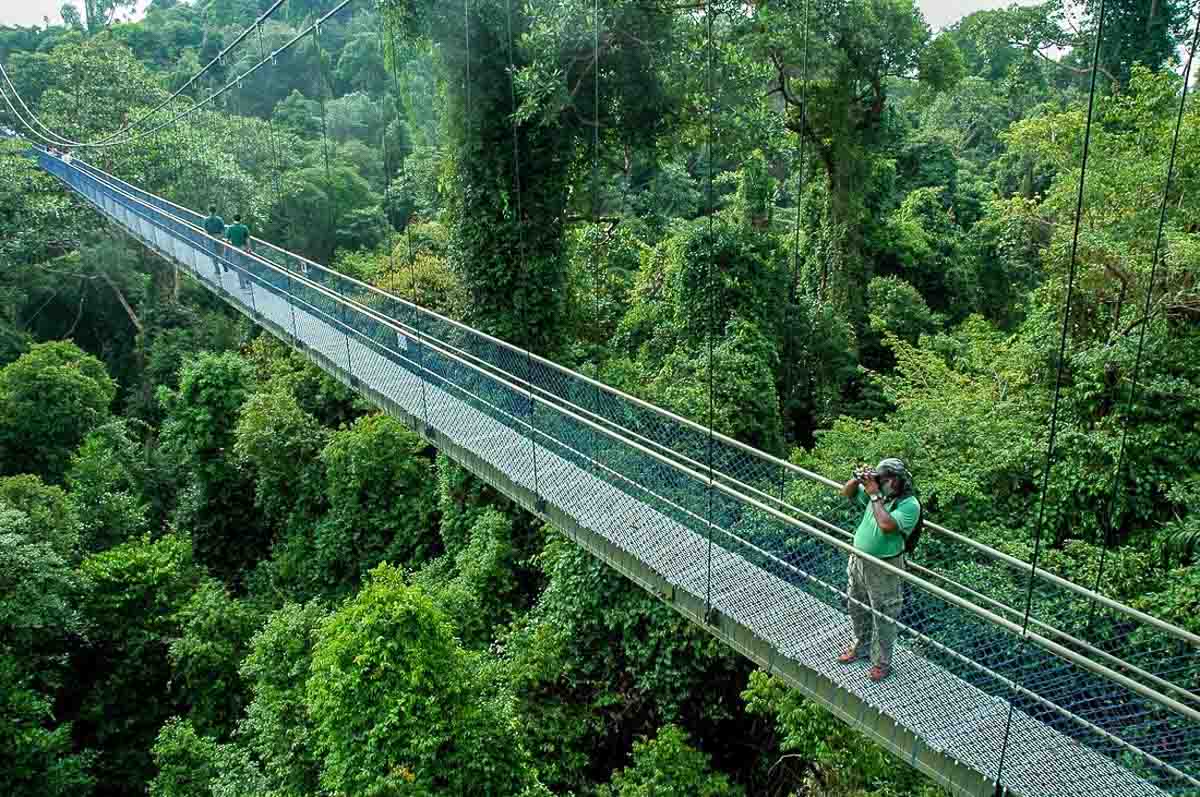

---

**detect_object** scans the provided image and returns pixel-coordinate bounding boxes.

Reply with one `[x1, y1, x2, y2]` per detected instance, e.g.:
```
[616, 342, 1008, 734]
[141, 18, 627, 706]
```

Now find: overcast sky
[1, 0, 1032, 32]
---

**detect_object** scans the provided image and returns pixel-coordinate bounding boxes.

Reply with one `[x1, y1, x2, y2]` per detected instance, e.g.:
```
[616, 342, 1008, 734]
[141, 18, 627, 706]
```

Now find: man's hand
[862, 474, 880, 496]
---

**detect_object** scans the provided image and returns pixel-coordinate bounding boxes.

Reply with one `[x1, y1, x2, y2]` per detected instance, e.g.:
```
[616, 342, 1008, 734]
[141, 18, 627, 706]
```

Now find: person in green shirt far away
[837, 457, 921, 682]
[202, 207, 226, 277]
[225, 215, 252, 289]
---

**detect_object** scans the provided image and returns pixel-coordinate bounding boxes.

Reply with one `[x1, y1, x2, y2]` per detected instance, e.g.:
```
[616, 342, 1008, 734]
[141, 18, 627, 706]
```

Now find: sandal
[837, 648, 864, 664]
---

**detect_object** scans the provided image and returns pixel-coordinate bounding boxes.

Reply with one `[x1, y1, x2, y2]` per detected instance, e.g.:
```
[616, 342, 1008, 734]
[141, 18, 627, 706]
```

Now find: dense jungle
[1, 0, 1198, 794]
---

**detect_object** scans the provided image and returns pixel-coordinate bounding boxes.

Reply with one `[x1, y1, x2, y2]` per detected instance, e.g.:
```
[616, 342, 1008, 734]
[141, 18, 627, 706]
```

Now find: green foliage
[137, 302, 244, 424]
[435, 451, 506, 553]
[270, 164, 384, 262]
[149, 717, 269, 797]
[240, 336, 365, 429]
[0, 475, 81, 559]
[1006, 66, 1200, 342]
[159, 352, 257, 481]
[238, 601, 327, 797]
[167, 579, 261, 739]
[735, 150, 775, 229]
[563, 222, 644, 351]
[629, 162, 702, 232]
[0, 506, 82, 655]
[1133, 565, 1200, 636]
[0, 139, 88, 267]
[918, 33, 966, 93]
[388, 249, 469, 318]
[744, 671, 941, 796]
[0, 504, 90, 796]
[867, 276, 940, 347]
[148, 718, 222, 797]
[779, 295, 860, 443]
[160, 352, 266, 582]
[1085, 0, 1191, 87]
[650, 318, 785, 455]
[234, 384, 328, 528]
[798, 317, 1044, 534]
[315, 414, 438, 592]
[883, 186, 977, 319]
[0, 341, 116, 483]
[668, 217, 786, 343]
[306, 564, 540, 795]
[66, 421, 154, 552]
[0, 653, 94, 797]
[599, 724, 742, 797]
[502, 533, 746, 792]
[273, 89, 323, 139]
[76, 533, 202, 792]
[34, 36, 163, 139]
[415, 508, 518, 648]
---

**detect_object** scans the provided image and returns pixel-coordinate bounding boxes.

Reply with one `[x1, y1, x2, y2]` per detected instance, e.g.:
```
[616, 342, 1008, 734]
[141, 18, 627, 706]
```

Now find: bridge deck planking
[63, 159, 1171, 797]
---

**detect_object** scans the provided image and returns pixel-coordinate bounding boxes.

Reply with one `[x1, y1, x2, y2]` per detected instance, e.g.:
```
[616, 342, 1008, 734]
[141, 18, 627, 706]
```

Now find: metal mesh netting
[39, 151, 1200, 797]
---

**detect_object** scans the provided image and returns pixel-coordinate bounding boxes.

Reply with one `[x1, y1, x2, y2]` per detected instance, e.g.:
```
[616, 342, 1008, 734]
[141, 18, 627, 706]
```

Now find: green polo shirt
[227, 223, 250, 247]
[853, 486, 920, 559]
[203, 214, 225, 236]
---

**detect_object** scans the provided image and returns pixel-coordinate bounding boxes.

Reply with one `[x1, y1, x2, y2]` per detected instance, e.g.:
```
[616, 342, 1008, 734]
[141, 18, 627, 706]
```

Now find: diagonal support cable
[993, 1, 1108, 791]
[1088, 2, 1200, 607]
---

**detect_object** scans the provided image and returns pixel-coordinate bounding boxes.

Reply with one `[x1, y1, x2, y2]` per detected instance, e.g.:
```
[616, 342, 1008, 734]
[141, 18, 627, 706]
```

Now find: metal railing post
[285, 273, 301, 348]
[343, 319, 356, 383]
[413, 305, 433, 437]
[245, 259, 259, 316]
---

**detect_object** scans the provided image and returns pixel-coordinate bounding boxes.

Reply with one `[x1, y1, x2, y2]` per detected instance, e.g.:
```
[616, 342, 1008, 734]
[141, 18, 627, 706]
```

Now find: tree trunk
[100, 271, 144, 333]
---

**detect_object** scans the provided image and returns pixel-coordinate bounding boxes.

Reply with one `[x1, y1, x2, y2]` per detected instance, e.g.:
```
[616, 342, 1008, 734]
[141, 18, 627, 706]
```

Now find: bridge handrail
[56, 154, 1200, 651]
[51, 152, 1200, 726]
[53, 155, 1200, 792]
[182, 234, 1200, 785]
[197, 223, 1191, 781]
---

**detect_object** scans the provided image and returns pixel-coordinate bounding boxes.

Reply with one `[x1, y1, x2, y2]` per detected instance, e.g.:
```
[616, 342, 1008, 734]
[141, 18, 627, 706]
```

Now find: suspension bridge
[3, 0, 1200, 790]
[27, 148, 1200, 797]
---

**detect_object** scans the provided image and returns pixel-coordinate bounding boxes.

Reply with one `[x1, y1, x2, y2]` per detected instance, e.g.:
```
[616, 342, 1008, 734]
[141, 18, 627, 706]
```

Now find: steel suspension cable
[376, 17, 421, 426]
[503, 0, 544, 508]
[398, 18, 431, 431]
[312, 19, 339, 258]
[256, 19, 288, 233]
[782, 0, 811, 459]
[378, 22, 397, 269]
[5, 0, 356, 153]
[993, 0, 1108, 790]
[464, 0, 472, 130]
[0, 59, 84, 148]
[0, 0, 292, 149]
[788, 0, 810, 301]
[1088, 6, 1200, 611]
[589, 0, 601, 381]
[703, 1, 717, 619]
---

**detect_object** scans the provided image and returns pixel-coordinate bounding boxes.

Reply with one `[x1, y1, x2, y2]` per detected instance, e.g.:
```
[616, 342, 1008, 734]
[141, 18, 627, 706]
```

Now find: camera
[853, 465, 878, 482]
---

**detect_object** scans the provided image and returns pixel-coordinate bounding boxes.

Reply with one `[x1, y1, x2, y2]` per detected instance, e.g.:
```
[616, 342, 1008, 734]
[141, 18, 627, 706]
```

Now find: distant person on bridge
[203, 206, 226, 278]
[838, 458, 920, 682]
[226, 215, 252, 290]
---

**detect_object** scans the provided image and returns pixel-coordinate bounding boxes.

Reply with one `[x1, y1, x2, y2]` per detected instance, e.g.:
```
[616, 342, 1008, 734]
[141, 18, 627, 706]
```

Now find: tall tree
[1086, 0, 1190, 85]
[382, 0, 676, 352]
[755, 0, 942, 324]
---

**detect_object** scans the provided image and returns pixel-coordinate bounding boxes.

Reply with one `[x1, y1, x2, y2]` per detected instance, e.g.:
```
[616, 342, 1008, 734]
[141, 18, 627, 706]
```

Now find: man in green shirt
[837, 457, 920, 681]
[202, 207, 226, 277]
[225, 216, 252, 289]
